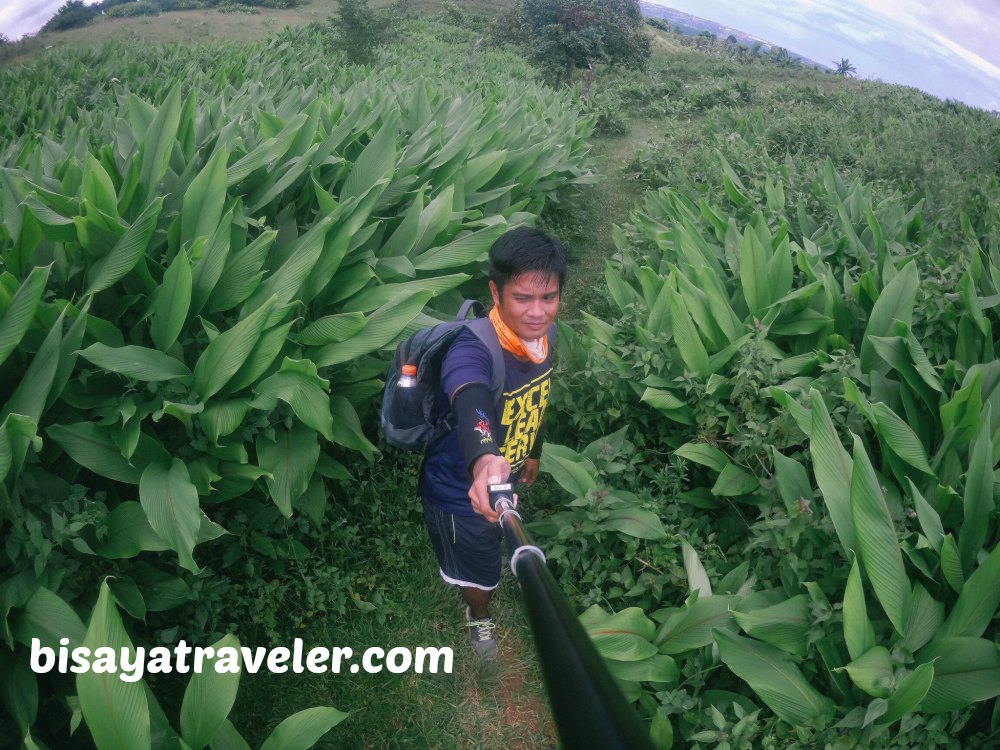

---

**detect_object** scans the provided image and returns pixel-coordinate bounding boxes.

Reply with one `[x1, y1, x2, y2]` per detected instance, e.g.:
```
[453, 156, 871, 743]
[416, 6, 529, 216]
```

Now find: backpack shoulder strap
[455, 299, 485, 321]
[465, 316, 505, 402]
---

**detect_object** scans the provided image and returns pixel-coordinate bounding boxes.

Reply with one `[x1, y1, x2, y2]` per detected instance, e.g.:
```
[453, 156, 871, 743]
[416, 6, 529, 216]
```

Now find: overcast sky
[3, 0, 999, 111]
[0, 0, 99, 40]
[646, 0, 1000, 112]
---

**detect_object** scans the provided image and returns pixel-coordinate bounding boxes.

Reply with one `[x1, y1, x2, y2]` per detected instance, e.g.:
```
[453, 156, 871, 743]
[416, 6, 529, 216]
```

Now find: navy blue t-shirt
[420, 326, 553, 516]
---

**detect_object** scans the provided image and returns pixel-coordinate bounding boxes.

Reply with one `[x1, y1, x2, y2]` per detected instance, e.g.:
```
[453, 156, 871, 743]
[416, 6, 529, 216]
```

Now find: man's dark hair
[488, 227, 567, 294]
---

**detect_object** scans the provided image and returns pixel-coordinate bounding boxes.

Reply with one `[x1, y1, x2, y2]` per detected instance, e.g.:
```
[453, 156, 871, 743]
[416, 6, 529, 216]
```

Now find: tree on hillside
[834, 57, 857, 77]
[41, 0, 100, 33]
[502, 0, 651, 85]
[327, 0, 407, 65]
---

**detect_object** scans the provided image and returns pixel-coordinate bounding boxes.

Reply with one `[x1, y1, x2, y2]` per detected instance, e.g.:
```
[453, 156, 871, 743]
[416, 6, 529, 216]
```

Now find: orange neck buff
[489, 305, 549, 364]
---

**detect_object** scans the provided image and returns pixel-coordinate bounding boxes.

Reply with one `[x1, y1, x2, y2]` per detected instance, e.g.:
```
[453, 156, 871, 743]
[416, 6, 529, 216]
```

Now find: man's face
[490, 271, 560, 340]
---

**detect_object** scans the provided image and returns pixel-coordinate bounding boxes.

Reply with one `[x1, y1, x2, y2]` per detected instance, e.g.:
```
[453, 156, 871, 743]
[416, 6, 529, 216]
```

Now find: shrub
[105, 1, 162, 18]
[41, 0, 99, 32]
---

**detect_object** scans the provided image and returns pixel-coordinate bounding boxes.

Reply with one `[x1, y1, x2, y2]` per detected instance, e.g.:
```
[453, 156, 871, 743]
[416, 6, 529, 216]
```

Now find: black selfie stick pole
[488, 483, 655, 750]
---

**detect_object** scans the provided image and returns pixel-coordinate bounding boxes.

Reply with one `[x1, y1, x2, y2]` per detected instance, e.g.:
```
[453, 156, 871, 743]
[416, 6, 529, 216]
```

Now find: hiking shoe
[464, 606, 497, 658]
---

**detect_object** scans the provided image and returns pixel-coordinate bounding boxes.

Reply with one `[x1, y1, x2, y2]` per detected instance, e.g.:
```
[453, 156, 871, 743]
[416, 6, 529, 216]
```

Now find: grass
[221, 458, 557, 749]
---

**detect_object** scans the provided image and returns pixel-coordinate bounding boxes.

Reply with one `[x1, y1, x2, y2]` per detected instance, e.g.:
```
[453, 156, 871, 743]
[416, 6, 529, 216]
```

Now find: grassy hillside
[1, 2, 999, 748]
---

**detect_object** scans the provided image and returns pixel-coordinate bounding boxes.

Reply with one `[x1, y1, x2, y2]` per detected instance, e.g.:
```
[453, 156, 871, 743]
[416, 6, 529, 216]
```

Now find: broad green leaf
[940, 534, 964, 593]
[98, 502, 169, 559]
[649, 712, 673, 750]
[0, 264, 49, 369]
[860, 261, 918, 372]
[86, 197, 163, 296]
[140, 460, 202, 573]
[329, 396, 378, 458]
[226, 124, 298, 186]
[3, 308, 61, 424]
[0, 414, 39, 482]
[252, 359, 333, 442]
[938, 542, 1000, 639]
[850, 435, 910, 635]
[77, 581, 150, 750]
[203, 230, 276, 315]
[181, 146, 229, 250]
[180, 634, 241, 750]
[131, 564, 188, 612]
[739, 228, 770, 317]
[193, 298, 275, 400]
[656, 595, 736, 654]
[295, 313, 366, 346]
[581, 605, 658, 662]
[245, 216, 334, 313]
[917, 638, 1000, 713]
[908, 479, 943, 553]
[675, 443, 728, 472]
[668, 286, 710, 376]
[711, 462, 759, 497]
[190, 212, 234, 316]
[412, 185, 455, 256]
[11, 586, 86, 651]
[733, 595, 811, 658]
[225, 319, 295, 395]
[715, 628, 834, 726]
[844, 556, 876, 660]
[842, 646, 893, 698]
[641, 387, 687, 413]
[809, 389, 856, 557]
[315, 291, 431, 367]
[151, 249, 192, 352]
[83, 153, 119, 221]
[872, 403, 933, 475]
[138, 85, 181, 205]
[198, 401, 250, 445]
[539, 448, 596, 498]
[959, 403, 993, 573]
[771, 449, 813, 507]
[681, 540, 712, 596]
[257, 423, 319, 517]
[720, 155, 748, 207]
[209, 719, 251, 750]
[412, 224, 506, 271]
[902, 583, 943, 653]
[602, 507, 667, 540]
[342, 115, 398, 201]
[0, 649, 37, 735]
[606, 654, 679, 685]
[767, 387, 812, 436]
[880, 662, 934, 724]
[47, 298, 90, 411]
[259, 707, 347, 750]
[48, 422, 143, 484]
[79, 343, 191, 382]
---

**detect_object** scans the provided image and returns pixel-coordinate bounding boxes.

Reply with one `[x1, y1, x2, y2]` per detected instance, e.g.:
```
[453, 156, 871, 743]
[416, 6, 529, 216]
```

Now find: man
[420, 227, 565, 657]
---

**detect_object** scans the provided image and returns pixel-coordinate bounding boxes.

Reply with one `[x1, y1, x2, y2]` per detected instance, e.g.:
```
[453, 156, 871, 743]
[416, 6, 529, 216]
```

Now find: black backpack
[381, 300, 504, 452]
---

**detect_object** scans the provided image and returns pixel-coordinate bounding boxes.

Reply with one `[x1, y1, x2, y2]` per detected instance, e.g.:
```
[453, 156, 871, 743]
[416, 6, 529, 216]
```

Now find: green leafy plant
[0, 22, 599, 747]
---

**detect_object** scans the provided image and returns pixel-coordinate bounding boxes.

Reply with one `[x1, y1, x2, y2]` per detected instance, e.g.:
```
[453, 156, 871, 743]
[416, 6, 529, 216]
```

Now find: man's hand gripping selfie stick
[488, 483, 655, 750]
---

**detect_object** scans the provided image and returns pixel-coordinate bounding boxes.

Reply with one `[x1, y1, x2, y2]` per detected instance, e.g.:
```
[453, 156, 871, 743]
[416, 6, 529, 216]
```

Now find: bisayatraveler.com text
[31, 638, 453, 682]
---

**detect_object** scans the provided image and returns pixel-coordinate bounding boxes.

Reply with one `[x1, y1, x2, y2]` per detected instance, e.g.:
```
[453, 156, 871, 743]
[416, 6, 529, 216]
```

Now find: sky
[646, 0, 1000, 112]
[1, 0, 103, 41]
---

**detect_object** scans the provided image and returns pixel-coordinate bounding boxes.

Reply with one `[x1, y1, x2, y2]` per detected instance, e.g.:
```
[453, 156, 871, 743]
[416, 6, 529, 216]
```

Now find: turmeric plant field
[1, 4, 999, 749]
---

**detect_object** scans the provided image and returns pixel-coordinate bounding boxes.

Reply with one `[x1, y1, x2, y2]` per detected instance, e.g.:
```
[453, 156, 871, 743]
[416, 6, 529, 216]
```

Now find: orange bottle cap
[402, 365, 417, 376]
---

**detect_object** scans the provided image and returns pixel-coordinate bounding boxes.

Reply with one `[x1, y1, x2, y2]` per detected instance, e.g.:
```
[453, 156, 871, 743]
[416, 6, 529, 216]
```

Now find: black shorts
[422, 497, 503, 590]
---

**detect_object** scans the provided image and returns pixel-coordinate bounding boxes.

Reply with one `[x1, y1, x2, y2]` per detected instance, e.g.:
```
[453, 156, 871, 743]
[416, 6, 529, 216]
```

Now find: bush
[327, 0, 400, 64]
[41, 0, 99, 32]
[105, 1, 161, 18]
